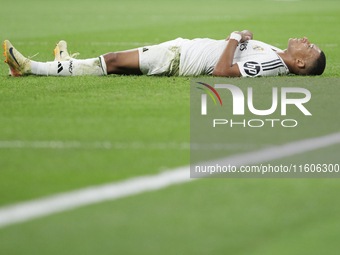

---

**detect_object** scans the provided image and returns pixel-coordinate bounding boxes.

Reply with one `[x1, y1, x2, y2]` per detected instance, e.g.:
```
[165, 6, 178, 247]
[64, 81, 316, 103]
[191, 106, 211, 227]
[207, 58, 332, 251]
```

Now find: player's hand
[241, 30, 253, 40]
[226, 30, 253, 42]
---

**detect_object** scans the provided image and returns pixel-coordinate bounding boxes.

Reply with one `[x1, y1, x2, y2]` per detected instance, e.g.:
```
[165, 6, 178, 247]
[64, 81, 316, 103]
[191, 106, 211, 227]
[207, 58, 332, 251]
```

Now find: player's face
[287, 37, 321, 63]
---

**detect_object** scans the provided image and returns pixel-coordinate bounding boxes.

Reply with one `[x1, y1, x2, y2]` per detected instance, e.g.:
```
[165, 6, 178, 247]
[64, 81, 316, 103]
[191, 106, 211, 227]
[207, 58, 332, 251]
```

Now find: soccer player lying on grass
[3, 30, 326, 78]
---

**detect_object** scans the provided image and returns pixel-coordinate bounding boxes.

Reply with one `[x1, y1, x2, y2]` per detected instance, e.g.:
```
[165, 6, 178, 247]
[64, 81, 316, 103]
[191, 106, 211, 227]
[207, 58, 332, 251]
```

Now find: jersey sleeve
[236, 57, 289, 77]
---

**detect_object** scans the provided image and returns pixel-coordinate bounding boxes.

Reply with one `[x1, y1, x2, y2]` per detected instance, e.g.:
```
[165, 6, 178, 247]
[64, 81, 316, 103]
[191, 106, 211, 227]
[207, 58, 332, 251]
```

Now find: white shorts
[138, 38, 188, 76]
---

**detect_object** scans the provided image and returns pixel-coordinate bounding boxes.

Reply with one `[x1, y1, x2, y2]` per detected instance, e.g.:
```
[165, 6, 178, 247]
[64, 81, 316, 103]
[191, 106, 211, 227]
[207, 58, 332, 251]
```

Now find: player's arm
[212, 31, 252, 77]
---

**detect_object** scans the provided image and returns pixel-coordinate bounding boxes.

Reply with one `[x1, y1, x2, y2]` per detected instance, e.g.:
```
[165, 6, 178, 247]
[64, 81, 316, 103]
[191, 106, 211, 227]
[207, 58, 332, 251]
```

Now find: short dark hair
[306, 51, 326, 76]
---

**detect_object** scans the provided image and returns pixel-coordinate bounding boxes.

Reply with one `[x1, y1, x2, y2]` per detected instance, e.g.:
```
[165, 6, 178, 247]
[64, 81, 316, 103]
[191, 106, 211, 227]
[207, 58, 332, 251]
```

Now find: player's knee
[102, 50, 140, 75]
[103, 52, 119, 71]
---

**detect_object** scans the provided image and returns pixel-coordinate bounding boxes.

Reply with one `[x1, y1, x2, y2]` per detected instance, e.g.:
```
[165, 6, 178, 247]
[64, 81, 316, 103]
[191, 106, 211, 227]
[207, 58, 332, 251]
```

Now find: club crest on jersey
[252, 45, 264, 51]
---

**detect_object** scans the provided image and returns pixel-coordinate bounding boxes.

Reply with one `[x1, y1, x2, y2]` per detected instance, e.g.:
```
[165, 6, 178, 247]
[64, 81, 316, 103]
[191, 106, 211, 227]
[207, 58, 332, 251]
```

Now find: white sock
[31, 56, 107, 76]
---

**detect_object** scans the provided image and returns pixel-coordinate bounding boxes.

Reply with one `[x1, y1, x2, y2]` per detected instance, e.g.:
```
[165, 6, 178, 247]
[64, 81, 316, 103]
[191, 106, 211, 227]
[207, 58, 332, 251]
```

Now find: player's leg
[103, 50, 142, 75]
[3, 40, 106, 77]
[53, 41, 142, 75]
[3, 40, 141, 77]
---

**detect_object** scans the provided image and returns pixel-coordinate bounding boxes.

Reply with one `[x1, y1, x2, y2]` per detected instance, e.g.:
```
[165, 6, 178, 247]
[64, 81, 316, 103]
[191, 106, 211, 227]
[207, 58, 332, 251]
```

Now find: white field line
[0, 132, 340, 229]
[0, 141, 268, 151]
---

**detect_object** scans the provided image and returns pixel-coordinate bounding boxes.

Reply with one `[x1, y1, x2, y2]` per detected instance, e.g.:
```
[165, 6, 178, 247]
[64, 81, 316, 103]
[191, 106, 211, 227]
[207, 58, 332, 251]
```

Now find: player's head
[287, 37, 326, 76]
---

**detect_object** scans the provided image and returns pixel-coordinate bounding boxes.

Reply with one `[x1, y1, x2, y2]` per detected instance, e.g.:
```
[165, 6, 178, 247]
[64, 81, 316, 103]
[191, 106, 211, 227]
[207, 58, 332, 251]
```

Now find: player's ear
[296, 59, 305, 68]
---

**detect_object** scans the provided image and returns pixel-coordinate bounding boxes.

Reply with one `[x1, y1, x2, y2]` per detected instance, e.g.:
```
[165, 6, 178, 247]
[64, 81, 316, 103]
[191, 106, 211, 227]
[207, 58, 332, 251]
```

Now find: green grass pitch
[1, 0, 340, 254]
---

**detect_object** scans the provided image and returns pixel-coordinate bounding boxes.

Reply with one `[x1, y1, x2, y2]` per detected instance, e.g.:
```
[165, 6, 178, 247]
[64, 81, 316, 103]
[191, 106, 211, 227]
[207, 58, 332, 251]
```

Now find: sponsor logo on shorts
[143, 47, 149, 52]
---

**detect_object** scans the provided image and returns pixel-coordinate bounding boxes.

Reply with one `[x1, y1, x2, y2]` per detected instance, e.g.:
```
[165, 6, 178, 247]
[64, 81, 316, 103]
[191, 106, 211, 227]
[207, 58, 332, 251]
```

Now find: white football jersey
[179, 38, 289, 77]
